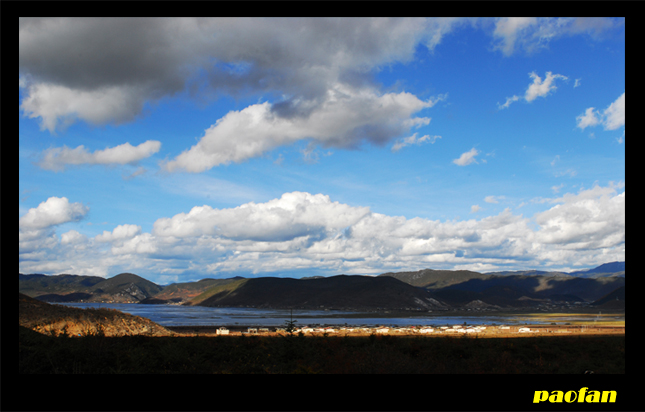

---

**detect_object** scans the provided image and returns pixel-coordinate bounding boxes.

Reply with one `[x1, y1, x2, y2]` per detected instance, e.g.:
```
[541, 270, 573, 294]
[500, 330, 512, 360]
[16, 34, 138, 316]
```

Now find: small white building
[376, 328, 389, 334]
[316, 328, 336, 333]
[419, 328, 434, 333]
[216, 327, 229, 335]
[518, 327, 532, 333]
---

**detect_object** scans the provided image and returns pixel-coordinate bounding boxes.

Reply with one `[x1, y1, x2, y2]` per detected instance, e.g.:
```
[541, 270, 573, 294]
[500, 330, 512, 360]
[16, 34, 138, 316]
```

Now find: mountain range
[19, 272, 162, 303]
[19, 262, 625, 311]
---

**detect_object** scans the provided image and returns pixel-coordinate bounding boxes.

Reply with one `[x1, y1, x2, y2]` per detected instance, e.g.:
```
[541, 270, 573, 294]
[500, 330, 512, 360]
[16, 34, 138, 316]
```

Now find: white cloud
[19, 80, 146, 133]
[535, 185, 625, 249]
[111, 233, 158, 255]
[484, 196, 504, 204]
[60, 230, 87, 245]
[453, 148, 479, 166]
[576, 107, 600, 130]
[391, 133, 442, 152]
[38, 140, 161, 171]
[602, 92, 625, 130]
[498, 95, 520, 110]
[19, 228, 59, 254]
[492, 17, 538, 56]
[153, 191, 371, 242]
[491, 18, 622, 56]
[498, 71, 568, 109]
[576, 92, 625, 131]
[19, 18, 449, 134]
[525, 71, 568, 102]
[470, 205, 481, 213]
[95, 224, 142, 242]
[19, 197, 88, 230]
[19, 186, 625, 278]
[162, 85, 440, 172]
[20, 18, 620, 135]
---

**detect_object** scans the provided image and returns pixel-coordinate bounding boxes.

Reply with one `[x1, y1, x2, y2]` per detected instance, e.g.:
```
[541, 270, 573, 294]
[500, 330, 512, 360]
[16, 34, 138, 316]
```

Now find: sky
[19, 18, 625, 284]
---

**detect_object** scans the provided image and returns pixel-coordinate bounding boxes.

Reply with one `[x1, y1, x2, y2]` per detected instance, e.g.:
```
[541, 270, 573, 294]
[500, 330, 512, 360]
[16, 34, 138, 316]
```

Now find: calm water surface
[53, 303, 619, 327]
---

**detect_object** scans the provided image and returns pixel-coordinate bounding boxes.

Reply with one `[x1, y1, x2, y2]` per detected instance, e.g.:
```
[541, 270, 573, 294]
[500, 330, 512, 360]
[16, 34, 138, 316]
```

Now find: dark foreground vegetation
[20, 325, 624, 374]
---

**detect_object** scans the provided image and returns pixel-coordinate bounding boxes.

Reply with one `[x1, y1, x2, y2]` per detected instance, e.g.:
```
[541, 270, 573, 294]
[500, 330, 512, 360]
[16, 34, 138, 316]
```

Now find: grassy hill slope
[193, 275, 448, 311]
[19, 273, 105, 296]
[153, 278, 245, 303]
[379, 269, 489, 289]
[20, 272, 163, 303]
[19, 293, 173, 337]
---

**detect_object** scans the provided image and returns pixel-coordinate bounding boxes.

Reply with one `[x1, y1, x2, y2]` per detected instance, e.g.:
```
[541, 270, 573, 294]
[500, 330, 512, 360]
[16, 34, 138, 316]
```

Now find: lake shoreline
[51, 302, 624, 329]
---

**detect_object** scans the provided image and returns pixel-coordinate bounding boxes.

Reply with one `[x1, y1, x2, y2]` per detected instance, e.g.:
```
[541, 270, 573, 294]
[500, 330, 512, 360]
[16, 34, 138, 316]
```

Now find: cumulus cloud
[153, 191, 371, 241]
[111, 233, 158, 255]
[19, 186, 624, 278]
[20, 18, 621, 134]
[453, 148, 480, 166]
[19, 17, 622, 175]
[61, 230, 87, 245]
[498, 71, 568, 109]
[18, 18, 445, 134]
[19, 197, 88, 230]
[162, 85, 440, 172]
[576, 107, 601, 130]
[95, 224, 142, 242]
[576, 92, 625, 131]
[19, 197, 90, 263]
[535, 185, 625, 249]
[525, 71, 569, 102]
[37, 140, 161, 171]
[19, 80, 146, 133]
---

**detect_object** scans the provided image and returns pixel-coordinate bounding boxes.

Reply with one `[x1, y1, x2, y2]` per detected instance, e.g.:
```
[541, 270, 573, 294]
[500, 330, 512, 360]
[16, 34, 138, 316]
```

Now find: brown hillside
[19, 293, 173, 337]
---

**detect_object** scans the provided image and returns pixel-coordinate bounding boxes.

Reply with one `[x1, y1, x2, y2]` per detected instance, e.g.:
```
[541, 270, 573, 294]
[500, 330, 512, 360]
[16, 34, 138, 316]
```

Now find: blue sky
[19, 18, 625, 284]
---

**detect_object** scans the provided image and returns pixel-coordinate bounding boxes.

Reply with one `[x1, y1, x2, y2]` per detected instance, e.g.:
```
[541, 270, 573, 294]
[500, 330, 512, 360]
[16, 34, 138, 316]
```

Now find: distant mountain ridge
[378, 263, 625, 308]
[20, 273, 162, 303]
[19, 262, 625, 310]
[191, 275, 449, 311]
[568, 261, 625, 278]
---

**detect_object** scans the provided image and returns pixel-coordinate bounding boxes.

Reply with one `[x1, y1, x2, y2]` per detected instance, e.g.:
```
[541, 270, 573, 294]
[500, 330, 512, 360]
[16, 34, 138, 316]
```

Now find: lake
[52, 303, 619, 327]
